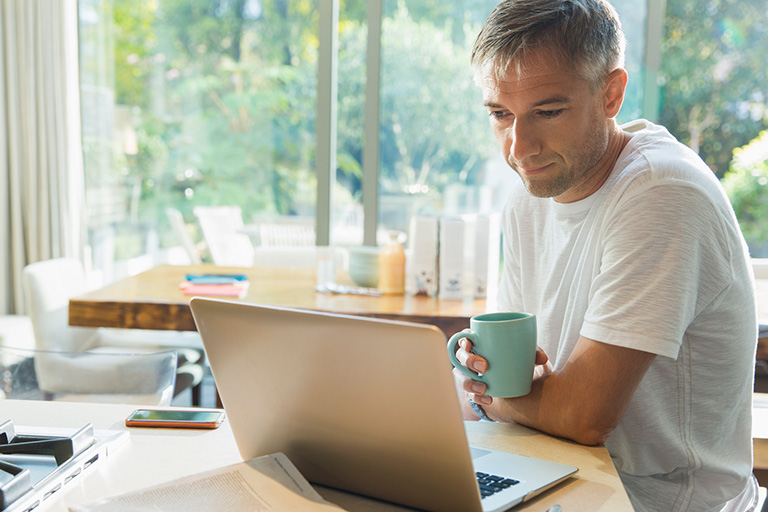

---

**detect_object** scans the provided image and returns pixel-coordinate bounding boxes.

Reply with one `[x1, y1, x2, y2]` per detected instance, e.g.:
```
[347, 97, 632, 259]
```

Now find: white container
[438, 217, 465, 300]
[407, 216, 438, 297]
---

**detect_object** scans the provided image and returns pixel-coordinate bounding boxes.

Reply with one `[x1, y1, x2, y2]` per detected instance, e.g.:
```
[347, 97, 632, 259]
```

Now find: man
[452, 1, 759, 510]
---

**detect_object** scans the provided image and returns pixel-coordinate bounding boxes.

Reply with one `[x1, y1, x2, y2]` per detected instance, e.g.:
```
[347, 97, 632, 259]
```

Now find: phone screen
[126, 409, 225, 428]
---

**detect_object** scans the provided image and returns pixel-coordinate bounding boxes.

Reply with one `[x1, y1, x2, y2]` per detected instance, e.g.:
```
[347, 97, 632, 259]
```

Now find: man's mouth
[514, 162, 552, 176]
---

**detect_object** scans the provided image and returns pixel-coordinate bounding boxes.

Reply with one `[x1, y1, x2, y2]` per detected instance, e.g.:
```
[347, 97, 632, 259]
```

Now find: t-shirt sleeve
[580, 182, 736, 359]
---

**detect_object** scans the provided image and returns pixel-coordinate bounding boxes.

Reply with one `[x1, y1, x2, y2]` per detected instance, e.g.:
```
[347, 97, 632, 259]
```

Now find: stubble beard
[510, 117, 609, 200]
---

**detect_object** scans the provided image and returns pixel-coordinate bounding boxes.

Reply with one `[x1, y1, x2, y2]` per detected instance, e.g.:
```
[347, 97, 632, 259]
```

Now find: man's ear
[603, 68, 628, 118]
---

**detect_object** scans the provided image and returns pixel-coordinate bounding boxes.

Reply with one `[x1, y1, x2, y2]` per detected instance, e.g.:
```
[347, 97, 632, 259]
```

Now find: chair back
[21, 258, 203, 406]
[166, 207, 203, 264]
[23, 258, 98, 352]
[193, 206, 255, 267]
[254, 215, 316, 247]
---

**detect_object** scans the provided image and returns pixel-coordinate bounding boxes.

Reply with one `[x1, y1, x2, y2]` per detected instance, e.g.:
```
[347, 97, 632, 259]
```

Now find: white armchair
[22, 258, 205, 405]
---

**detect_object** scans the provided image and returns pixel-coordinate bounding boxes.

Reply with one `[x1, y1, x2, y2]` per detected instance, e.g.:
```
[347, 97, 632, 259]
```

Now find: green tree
[336, 4, 497, 202]
[377, 4, 496, 195]
[721, 130, 768, 253]
[660, 0, 768, 177]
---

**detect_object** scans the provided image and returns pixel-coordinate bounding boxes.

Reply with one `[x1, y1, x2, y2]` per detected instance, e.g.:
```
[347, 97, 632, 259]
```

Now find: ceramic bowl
[347, 246, 380, 288]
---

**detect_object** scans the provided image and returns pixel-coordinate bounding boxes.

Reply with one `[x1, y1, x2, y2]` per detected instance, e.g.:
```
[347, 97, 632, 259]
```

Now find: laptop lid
[190, 298, 575, 512]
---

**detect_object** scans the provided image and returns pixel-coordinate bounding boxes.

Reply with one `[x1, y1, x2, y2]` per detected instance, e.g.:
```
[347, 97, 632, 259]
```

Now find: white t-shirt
[497, 120, 757, 511]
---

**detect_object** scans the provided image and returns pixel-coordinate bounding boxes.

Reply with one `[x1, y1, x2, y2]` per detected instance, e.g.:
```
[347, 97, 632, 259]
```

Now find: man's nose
[508, 119, 541, 162]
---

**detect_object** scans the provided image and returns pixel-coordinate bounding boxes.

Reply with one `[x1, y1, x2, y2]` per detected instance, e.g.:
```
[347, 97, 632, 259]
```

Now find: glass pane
[332, 0, 367, 247]
[79, 0, 319, 280]
[376, 1, 501, 235]
[611, 0, 647, 123]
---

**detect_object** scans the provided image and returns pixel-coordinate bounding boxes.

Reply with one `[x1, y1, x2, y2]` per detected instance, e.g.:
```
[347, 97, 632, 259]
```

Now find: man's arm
[456, 336, 656, 445]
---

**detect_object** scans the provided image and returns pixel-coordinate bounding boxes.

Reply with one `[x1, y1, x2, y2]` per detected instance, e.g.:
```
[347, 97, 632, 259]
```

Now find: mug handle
[447, 331, 482, 380]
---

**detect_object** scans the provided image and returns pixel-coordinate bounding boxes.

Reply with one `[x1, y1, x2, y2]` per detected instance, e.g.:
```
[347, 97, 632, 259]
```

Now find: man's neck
[556, 126, 630, 203]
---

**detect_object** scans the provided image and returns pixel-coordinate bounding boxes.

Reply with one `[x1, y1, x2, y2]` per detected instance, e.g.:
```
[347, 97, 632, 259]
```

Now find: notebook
[190, 298, 577, 512]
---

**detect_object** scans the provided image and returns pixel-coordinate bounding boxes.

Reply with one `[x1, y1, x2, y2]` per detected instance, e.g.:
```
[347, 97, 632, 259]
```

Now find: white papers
[69, 453, 344, 512]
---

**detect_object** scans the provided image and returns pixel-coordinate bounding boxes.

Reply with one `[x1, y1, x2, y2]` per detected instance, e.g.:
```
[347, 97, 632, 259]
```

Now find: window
[659, 0, 768, 256]
[78, 1, 767, 282]
[79, 0, 323, 278]
[375, 2, 500, 232]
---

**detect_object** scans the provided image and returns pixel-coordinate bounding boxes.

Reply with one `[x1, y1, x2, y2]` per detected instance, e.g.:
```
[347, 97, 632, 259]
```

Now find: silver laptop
[190, 298, 577, 512]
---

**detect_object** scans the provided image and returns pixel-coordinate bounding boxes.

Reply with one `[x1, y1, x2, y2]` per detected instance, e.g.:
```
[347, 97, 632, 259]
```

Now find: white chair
[0, 315, 35, 378]
[166, 207, 204, 264]
[193, 206, 255, 267]
[22, 258, 205, 405]
[253, 215, 316, 247]
[0, 315, 34, 350]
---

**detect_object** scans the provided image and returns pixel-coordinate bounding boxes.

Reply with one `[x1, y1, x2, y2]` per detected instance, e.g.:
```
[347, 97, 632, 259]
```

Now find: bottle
[379, 232, 405, 295]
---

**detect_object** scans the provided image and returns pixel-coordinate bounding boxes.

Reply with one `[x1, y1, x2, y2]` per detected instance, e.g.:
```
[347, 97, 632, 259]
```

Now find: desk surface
[68, 264, 488, 336]
[1, 400, 632, 511]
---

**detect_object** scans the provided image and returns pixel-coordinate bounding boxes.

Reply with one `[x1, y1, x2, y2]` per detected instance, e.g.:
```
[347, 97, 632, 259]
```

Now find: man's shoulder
[611, 120, 719, 196]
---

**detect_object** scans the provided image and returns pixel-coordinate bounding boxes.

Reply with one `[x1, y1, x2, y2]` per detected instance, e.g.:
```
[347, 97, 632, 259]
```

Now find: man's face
[481, 48, 611, 203]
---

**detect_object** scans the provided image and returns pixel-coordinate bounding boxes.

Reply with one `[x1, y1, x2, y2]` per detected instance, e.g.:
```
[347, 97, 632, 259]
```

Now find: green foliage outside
[660, 0, 768, 178]
[722, 131, 768, 254]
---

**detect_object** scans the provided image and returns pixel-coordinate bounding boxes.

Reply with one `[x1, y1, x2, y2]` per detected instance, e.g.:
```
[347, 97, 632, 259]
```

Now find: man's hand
[453, 334, 656, 445]
[452, 335, 551, 417]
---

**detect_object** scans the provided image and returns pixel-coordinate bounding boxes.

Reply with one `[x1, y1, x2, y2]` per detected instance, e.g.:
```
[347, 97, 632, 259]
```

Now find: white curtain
[0, 0, 85, 314]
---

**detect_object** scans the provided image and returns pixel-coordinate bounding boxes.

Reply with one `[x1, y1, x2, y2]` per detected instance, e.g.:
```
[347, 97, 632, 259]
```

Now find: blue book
[184, 273, 249, 284]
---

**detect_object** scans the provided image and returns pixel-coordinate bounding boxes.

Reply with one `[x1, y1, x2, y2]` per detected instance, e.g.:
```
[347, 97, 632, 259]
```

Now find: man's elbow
[571, 425, 612, 445]
[567, 412, 618, 445]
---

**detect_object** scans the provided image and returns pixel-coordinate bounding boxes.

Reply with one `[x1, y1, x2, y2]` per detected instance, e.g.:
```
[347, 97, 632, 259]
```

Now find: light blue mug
[447, 312, 537, 397]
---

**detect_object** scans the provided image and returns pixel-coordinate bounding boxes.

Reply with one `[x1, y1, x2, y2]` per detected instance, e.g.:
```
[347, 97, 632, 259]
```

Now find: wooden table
[69, 264, 489, 337]
[752, 393, 768, 486]
[1, 399, 633, 511]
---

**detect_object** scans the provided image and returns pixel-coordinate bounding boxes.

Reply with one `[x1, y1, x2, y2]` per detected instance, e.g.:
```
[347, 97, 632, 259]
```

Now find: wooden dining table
[68, 264, 489, 337]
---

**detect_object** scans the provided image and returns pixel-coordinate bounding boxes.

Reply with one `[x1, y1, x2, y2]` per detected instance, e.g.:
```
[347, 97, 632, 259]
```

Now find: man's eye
[489, 110, 510, 120]
[538, 109, 565, 119]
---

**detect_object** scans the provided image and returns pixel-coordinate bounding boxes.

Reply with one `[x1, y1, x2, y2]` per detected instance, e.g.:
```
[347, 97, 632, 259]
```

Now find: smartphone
[125, 409, 226, 429]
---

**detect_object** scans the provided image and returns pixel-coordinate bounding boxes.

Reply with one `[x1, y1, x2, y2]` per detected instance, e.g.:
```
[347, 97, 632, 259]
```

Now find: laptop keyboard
[476, 472, 520, 499]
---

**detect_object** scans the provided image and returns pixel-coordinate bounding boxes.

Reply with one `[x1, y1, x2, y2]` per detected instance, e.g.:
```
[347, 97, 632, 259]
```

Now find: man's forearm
[482, 371, 613, 445]
[479, 337, 656, 446]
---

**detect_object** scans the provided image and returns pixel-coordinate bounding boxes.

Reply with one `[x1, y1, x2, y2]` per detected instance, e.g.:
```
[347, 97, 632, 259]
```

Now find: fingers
[455, 337, 488, 374]
[452, 367, 492, 405]
[453, 336, 490, 405]
[535, 347, 549, 366]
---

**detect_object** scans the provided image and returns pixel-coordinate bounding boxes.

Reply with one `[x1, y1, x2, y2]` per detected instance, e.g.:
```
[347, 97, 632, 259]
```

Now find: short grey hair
[471, 0, 626, 87]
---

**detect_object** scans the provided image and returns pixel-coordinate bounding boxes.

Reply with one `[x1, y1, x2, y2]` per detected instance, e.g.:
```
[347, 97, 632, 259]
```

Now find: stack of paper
[179, 273, 250, 298]
[69, 453, 343, 512]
